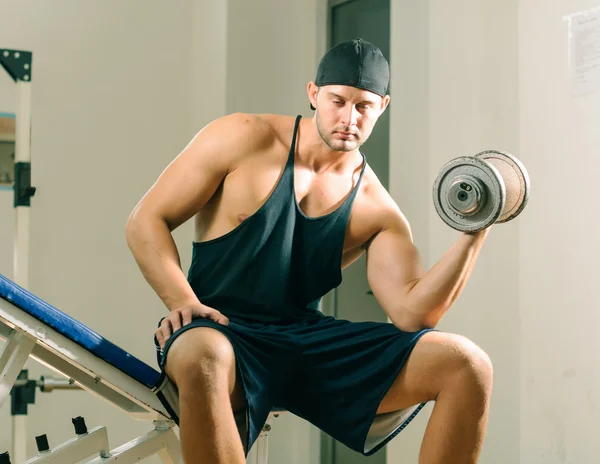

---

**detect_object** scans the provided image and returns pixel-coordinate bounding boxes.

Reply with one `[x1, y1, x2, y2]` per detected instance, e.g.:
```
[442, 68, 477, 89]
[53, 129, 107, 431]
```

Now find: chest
[221, 158, 376, 251]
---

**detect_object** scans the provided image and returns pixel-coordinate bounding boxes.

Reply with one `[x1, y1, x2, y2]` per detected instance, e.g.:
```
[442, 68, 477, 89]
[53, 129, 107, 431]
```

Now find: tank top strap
[286, 114, 303, 165]
[344, 152, 368, 204]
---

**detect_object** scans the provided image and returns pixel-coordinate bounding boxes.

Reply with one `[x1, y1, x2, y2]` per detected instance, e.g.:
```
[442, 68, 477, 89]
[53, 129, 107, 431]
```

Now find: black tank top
[187, 115, 367, 323]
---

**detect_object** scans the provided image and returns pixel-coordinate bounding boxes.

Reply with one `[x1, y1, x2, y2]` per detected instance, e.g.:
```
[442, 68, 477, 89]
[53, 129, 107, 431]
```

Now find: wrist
[463, 227, 490, 240]
[166, 296, 202, 312]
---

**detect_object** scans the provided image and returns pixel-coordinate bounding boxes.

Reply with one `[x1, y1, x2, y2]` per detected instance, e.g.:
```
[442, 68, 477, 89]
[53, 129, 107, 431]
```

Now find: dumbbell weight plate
[474, 150, 530, 223]
[433, 156, 506, 233]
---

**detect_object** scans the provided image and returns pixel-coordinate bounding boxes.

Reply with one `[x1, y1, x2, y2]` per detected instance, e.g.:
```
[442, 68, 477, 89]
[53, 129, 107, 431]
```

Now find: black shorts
[154, 312, 434, 456]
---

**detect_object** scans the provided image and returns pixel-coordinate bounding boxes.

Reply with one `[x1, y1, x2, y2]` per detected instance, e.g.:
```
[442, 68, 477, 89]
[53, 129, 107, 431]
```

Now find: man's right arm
[125, 113, 271, 312]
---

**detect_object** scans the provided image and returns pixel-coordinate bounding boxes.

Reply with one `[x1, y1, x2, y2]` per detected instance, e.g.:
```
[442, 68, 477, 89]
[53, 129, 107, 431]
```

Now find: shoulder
[199, 113, 299, 154]
[359, 165, 413, 249]
[183, 112, 291, 172]
[198, 112, 276, 150]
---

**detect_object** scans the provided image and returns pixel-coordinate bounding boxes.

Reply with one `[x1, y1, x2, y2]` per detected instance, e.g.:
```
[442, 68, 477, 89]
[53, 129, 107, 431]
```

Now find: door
[321, 1, 391, 464]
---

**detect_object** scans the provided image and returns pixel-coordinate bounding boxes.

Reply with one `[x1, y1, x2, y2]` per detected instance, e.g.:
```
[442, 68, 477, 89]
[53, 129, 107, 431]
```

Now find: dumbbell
[432, 150, 530, 233]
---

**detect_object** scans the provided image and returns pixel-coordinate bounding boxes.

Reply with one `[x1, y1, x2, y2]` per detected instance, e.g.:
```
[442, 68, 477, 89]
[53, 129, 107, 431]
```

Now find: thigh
[279, 317, 434, 453]
[377, 330, 492, 415]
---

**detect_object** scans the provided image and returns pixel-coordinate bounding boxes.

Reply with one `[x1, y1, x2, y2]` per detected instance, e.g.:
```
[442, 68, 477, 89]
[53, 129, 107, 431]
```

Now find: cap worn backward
[310, 38, 389, 110]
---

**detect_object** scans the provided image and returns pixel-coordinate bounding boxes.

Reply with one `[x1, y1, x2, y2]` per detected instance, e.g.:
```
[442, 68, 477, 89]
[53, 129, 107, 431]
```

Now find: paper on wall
[566, 6, 600, 97]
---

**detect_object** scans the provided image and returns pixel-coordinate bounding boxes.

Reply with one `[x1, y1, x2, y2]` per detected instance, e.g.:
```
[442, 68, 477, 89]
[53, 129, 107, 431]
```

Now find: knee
[164, 328, 235, 388]
[423, 332, 493, 389]
[447, 334, 494, 388]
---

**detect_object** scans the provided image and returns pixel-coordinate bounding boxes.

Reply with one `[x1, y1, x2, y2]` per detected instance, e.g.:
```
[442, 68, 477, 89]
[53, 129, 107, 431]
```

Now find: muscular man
[126, 38, 493, 464]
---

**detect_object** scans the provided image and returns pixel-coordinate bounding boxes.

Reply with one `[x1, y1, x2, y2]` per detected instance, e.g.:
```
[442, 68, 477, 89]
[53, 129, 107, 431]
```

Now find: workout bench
[0, 273, 278, 463]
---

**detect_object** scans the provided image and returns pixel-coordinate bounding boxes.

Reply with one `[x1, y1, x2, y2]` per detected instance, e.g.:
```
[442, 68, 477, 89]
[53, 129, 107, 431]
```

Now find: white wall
[520, 1, 600, 463]
[390, 1, 600, 463]
[389, 2, 520, 463]
[190, 0, 227, 130]
[0, 0, 196, 461]
[387, 3, 434, 460]
[225, 0, 320, 116]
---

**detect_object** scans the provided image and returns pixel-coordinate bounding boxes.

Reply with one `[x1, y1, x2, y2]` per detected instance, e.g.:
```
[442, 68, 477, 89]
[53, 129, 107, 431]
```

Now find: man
[126, 38, 493, 464]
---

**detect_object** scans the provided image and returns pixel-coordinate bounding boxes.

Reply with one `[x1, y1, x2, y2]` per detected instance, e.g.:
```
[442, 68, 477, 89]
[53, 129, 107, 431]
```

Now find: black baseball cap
[310, 38, 389, 110]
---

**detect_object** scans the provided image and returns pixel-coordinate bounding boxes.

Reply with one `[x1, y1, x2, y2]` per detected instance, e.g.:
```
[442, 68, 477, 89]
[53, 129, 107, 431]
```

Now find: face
[308, 83, 390, 152]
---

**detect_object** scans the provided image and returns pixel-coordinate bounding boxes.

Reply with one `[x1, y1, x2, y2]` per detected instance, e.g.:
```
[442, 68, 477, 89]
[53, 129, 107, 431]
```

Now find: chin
[340, 144, 358, 153]
[335, 146, 357, 153]
[340, 139, 361, 152]
[332, 135, 358, 149]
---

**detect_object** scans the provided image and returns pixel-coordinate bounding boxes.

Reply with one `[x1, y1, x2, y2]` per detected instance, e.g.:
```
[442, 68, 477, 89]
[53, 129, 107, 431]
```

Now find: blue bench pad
[0, 273, 160, 388]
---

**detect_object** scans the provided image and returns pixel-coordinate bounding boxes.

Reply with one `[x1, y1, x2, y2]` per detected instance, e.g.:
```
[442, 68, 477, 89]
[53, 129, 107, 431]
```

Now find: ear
[380, 95, 391, 114]
[307, 81, 319, 109]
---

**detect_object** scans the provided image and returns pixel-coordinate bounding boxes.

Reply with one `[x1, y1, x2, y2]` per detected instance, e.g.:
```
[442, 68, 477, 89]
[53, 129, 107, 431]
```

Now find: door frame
[320, 2, 390, 462]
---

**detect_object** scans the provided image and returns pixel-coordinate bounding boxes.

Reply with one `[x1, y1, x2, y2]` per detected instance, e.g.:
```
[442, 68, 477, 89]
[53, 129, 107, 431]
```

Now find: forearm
[125, 215, 199, 312]
[404, 229, 490, 328]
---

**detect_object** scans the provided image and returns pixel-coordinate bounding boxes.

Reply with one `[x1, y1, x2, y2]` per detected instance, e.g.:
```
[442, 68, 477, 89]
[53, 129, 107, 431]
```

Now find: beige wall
[226, 0, 320, 117]
[0, 0, 195, 461]
[389, 1, 600, 463]
[519, 1, 600, 462]
[389, 1, 520, 463]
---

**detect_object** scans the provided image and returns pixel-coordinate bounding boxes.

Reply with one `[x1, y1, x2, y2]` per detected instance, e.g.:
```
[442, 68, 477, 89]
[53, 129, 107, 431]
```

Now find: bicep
[365, 213, 425, 318]
[130, 113, 267, 230]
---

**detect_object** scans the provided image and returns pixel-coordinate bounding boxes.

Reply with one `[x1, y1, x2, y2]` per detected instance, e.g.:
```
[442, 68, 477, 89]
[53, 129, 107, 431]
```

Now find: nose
[340, 104, 359, 128]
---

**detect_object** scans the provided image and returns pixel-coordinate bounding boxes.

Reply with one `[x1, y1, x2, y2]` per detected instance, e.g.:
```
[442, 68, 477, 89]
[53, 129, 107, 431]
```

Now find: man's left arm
[365, 207, 490, 331]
